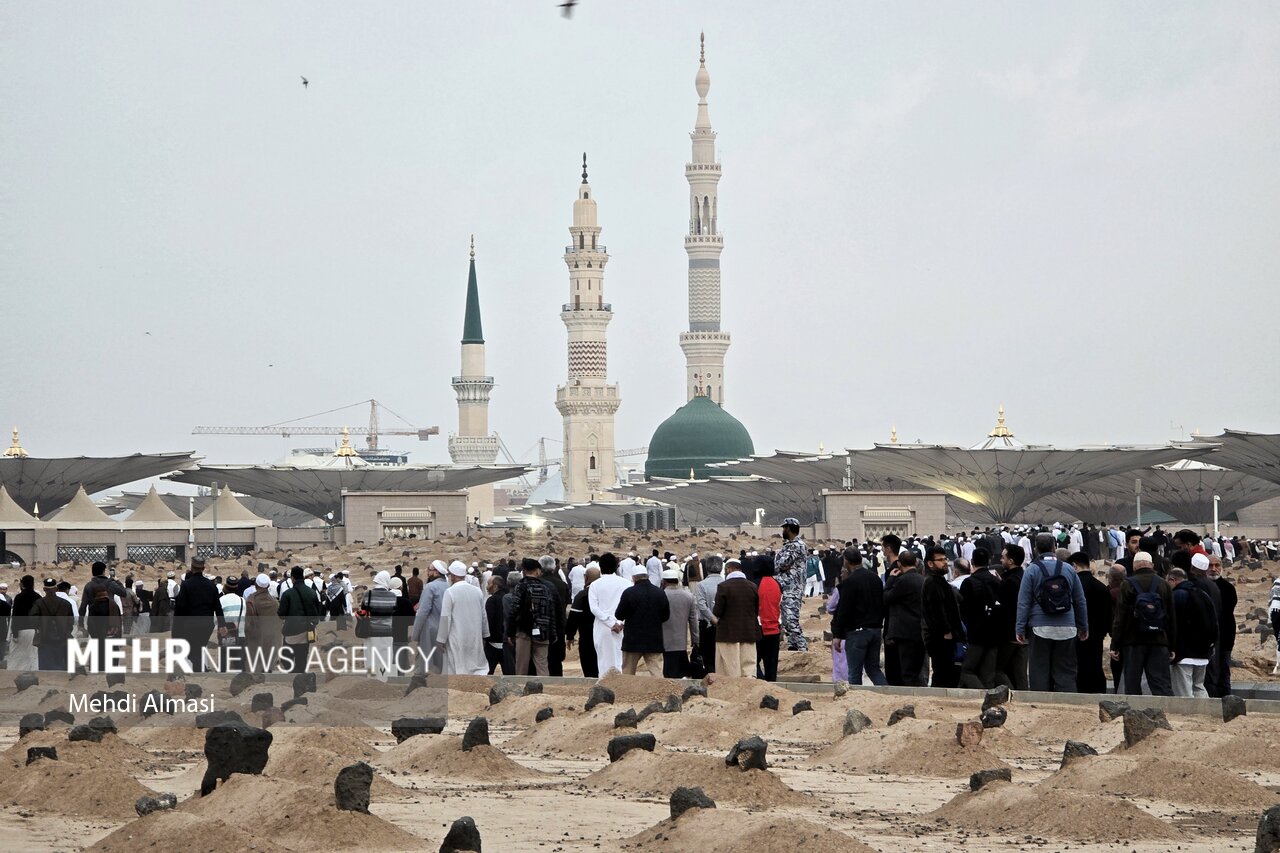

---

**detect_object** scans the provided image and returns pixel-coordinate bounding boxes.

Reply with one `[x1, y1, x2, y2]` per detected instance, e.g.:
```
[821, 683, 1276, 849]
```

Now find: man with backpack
[506, 557, 562, 677]
[958, 548, 1001, 689]
[1110, 551, 1177, 696]
[1016, 533, 1088, 693]
[77, 561, 126, 638]
[1167, 566, 1216, 698]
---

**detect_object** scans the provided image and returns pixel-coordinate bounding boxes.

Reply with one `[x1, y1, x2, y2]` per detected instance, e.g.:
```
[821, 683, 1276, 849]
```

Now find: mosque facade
[448, 237, 500, 522]
[555, 156, 620, 503]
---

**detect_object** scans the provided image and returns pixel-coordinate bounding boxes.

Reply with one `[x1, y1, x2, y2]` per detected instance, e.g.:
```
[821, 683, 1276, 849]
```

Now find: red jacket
[758, 576, 781, 636]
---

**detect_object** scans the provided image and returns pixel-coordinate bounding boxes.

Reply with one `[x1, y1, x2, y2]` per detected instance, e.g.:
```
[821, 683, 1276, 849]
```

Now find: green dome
[645, 395, 755, 480]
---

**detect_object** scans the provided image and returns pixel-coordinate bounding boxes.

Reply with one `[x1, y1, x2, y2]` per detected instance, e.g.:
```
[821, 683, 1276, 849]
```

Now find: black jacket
[921, 571, 965, 644]
[1214, 576, 1238, 647]
[484, 589, 506, 645]
[994, 567, 1024, 643]
[172, 573, 226, 636]
[1078, 570, 1113, 642]
[959, 570, 1002, 646]
[883, 569, 924, 642]
[10, 589, 40, 635]
[830, 566, 884, 639]
[278, 583, 322, 637]
[615, 579, 670, 654]
[1171, 579, 1217, 661]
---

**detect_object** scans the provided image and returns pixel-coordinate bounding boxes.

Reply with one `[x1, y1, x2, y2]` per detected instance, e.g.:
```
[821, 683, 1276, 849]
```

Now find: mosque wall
[342, 491, 468, 544]
[823, 491, 948, 542]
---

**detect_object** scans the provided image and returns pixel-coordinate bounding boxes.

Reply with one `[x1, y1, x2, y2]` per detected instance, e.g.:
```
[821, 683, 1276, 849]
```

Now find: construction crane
[193, 399, 439, 450]
[529, 437, 648, 487]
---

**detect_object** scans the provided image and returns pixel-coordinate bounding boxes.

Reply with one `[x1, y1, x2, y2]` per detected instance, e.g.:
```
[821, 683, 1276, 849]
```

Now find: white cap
[448, 560, 468, 577]
[256, 573, 270, 588]
[431, 559, 448, 575]
[0, 582, 7, 589]
[166, 571, 175, 578]
[725, 557, 742, 568]
[1191, 553, 1210, 571]
[389, 576, 403, 590]
[303, 568, 314, 577]
[661, 568, 681, 581]
[1133, 551, 1154, 566]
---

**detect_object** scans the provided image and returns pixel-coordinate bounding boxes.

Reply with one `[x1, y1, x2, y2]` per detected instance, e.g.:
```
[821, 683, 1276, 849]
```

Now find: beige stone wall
[823, 490, 949, 542]
[341, 491, 468, 544]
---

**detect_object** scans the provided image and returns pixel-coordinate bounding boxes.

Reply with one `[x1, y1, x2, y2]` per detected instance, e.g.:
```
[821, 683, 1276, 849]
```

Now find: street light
[1213, 494, 1221, 538]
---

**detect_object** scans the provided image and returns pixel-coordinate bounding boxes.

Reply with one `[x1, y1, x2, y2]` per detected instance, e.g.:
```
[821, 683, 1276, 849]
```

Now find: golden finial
[700, 31, 705, 64]
[818, 441, 825, 454]
[988, 404, 1014, 439]
[689, 467, 696, 480]
[890, 425, 898, 445]
[3, 426, 28, 458]
[469, 234, 475, 259]
[334, 426, 359, 457]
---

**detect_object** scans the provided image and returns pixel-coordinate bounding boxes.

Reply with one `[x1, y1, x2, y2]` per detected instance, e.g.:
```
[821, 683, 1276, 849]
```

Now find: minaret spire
[556, 161, 620, 502]
[450, 235, 499, 523]
[680, 31, 731, 405]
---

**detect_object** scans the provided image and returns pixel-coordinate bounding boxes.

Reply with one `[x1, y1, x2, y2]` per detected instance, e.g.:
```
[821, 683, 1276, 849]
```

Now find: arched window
[578, 234, 584, 250]
[589, 455, 597, 470]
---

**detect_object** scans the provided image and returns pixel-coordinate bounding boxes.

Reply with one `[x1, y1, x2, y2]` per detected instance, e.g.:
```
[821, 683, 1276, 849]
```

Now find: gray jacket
[695, 574, 723, 623]
[662, 587, 699, 652]
[410, 577, 448, 646]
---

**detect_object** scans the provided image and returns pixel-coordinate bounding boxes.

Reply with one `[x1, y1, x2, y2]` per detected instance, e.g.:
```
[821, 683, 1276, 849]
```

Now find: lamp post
[1213, 494, 1221, 538]
[1134, 478, 1142, 528]
[187, 496, 195, 566]
[211, 482, 219, 557]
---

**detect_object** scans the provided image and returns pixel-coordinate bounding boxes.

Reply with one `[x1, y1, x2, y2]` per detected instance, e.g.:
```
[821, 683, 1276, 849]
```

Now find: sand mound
[0, 760, 156, 819]
[120, 725, 209, 752]
[87, 810, 260, 853]
[3, 730, 154, 769]
[705, 676, 800, 706]
[621, 807, 876, 853]
[810, 718, 1010, 778]
[269, 724, 387, 754]
[377, 734, 540, 781]
[322, 674, 414, 701]
[502, 707, 619, 758]
[483, 692, 586, 727]
[1120, 728, 1280, 772]
[597, 672, 688, 705]
[583, 748, 809, 808]
[931, 781, 1175, 841]
[1046, 753, 1278, 808]
[638, 709, 748, 751]
[184, 774, 425, 850]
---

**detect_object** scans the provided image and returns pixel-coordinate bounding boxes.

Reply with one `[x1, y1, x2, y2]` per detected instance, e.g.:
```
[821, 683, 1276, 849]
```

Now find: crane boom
[193, 399, 439, 446]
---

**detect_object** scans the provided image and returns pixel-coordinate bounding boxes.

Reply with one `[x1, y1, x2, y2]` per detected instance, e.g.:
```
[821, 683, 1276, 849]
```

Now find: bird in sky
[300, 76, 309, 89]
[559, 0, 576, 18]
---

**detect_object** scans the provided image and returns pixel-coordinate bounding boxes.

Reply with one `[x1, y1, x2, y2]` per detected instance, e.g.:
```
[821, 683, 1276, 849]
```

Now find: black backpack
[86, 592, 114, 639]
[1033, 559, 1072, 615]
[1128, 575, 1167, 635]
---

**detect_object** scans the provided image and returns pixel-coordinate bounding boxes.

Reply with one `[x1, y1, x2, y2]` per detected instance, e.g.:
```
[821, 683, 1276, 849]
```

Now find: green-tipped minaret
[462, 234, 484, 344]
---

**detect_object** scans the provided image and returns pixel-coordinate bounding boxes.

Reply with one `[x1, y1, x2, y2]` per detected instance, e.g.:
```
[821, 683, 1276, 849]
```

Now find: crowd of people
[1, 522, 1278, 692]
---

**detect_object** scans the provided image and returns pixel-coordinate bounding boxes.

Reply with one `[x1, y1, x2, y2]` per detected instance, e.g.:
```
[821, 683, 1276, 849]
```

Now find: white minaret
[449, 235, 500, 523]
[555, 155, 620, 503]
[680, 32, 731, 405]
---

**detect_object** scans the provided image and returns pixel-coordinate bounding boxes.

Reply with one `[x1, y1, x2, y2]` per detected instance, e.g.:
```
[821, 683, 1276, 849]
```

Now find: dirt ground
[0, 533, 1275, 851]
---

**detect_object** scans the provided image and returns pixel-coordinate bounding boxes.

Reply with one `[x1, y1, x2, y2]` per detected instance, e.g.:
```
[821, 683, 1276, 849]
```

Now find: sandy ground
[0, 534, 1275, 852]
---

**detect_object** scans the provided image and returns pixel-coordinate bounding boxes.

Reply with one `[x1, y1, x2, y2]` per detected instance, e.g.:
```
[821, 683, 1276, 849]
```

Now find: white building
[555, 156, 620, 502]
[679, 33, 731, 405]
[448, 236, 500, 523]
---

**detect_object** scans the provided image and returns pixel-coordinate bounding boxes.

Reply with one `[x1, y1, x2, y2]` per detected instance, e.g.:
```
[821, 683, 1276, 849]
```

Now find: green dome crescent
[645, 395, 755, 480]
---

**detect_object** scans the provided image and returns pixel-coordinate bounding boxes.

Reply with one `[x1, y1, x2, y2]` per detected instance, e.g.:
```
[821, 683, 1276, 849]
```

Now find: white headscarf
[431, 560, 448, 577]
[255, 573, 270, 588]
[373, 570, 391, 590]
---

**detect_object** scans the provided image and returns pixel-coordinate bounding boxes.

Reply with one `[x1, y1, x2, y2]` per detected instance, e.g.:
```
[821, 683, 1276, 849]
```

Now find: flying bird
[559, 0, 576, 18]
[300, 76, 309, 89]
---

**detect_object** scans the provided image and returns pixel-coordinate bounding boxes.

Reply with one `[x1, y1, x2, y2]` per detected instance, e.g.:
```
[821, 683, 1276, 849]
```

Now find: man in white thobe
[435, 562, 489, 675]
[588, 553, 629, 676]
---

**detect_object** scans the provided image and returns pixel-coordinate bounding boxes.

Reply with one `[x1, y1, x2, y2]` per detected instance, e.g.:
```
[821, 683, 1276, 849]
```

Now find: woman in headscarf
[566, 563, 601, 677]
[362, 571, 397, 679]
[483, 574, 507, 674]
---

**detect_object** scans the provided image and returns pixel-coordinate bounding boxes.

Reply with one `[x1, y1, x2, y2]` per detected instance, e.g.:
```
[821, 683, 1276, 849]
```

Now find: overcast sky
[4, 2, 1278, 481]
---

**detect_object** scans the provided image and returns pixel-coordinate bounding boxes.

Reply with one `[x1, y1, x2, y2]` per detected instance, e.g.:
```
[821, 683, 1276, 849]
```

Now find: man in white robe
[435, 561, 489, 675]
[588, 553, 629, 676]
[410, 560, 449, 674]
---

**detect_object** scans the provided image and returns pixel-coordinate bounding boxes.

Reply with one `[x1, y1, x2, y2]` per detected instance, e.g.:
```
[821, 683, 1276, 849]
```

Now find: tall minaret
[449, 235, 500, 523]
[680, 32, 731, 405]
[555, 155, 620, 502]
